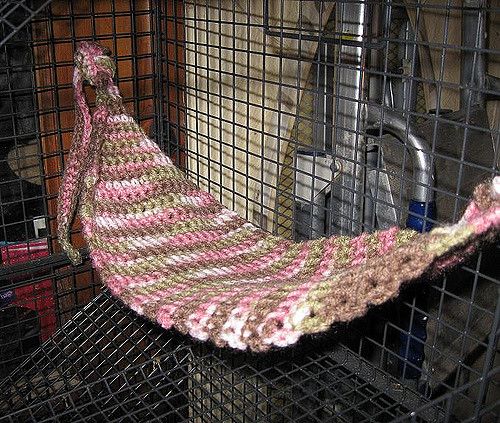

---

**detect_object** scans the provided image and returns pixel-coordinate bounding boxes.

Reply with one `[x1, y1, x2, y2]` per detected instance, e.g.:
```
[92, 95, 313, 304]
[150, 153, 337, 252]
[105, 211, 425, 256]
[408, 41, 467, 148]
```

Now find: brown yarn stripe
[91, 204, 231, 237]
[92, 225, 261, 260]
[136, 237, 297, 321]
[102, 228, 268, 277]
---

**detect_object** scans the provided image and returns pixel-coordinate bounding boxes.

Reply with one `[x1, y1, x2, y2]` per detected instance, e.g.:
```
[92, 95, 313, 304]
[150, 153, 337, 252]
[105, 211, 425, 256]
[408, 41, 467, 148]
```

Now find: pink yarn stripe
[378, 226, 398, 255]
[471, 207, 500, 234]
[187, 243, 312, 338]
[435, 244, 475, 271]
[115, 240, 292, 303]
[95, 176, 215, 203]
[459, 200, 500, 234]
[261, 227, 413, 345]
[128, 241, 292, 315]
[215, 244, 313, 348]
[96, 226, 252, 255]
[165, 245, 311, 333]
[94, 206, 217, 229]
[92, 106, 110, 122]
[92, 231, 263, 269]
[349, 233, 368, 266]
[261, 239, 337, 321]
[106, 131, 148, 141]
[56, 70, 93, 251]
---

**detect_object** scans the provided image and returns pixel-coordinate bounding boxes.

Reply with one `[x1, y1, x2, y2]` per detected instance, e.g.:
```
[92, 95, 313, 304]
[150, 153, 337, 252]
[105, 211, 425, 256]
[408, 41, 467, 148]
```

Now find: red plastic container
[1, 240, 56, 341]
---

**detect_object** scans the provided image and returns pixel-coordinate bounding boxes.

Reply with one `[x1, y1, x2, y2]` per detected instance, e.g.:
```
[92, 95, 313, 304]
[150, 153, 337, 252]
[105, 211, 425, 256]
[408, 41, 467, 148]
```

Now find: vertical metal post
[395, 20, 418, 116]
[329, 0, 367, 235]
[461, 0, 486, 109]
[294, 38, 336, 240]
[153, 0, 165, 151]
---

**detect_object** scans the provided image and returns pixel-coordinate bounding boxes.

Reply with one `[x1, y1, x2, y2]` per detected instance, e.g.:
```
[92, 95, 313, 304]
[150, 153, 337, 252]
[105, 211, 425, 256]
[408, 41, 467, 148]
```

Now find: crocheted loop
[57, 42, 116, 266]
[58, 42, 125, 265]
[74, 41, 115, 86]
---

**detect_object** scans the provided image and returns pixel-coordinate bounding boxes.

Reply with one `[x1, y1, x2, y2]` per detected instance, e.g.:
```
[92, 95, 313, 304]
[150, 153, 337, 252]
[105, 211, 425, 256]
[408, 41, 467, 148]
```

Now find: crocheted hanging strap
[57, 42, 123, 265]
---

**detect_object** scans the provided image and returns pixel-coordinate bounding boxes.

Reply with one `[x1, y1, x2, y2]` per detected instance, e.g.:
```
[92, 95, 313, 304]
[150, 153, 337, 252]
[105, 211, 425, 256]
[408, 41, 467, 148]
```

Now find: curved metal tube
[367, 106, 435, 202]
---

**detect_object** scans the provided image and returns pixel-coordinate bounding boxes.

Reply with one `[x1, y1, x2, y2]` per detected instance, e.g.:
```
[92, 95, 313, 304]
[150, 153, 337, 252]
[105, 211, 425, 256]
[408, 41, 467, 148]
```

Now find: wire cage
[0, 0, 499, 421]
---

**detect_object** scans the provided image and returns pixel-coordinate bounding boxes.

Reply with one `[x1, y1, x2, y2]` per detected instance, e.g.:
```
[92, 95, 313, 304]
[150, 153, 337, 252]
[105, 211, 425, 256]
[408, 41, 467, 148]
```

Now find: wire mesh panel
[0, 0, 499, 422]
[0, 0, 163, 393]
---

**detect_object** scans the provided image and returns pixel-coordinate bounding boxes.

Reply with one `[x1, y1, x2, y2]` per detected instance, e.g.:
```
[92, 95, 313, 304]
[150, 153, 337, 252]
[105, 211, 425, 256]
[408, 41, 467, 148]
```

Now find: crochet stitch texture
[57, 42, 500, 352]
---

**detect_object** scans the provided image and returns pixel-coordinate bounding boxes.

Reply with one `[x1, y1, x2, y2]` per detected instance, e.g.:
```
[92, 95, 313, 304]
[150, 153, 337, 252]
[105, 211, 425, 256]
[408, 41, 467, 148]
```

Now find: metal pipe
[485, 74, 500, 96]
[461, 0, 486, 109]
[330, 0, 368, 235]
[367, 106, 436, 383]
[365, 143, 399, 229]
[367, 106, 435, 203]
[399, 20, 418, 115]
[384, 79, 395, 109]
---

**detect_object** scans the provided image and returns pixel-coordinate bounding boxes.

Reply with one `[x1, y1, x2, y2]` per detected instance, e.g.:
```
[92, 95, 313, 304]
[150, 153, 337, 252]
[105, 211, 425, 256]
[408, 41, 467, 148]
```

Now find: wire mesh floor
[0, 290, 452, 423]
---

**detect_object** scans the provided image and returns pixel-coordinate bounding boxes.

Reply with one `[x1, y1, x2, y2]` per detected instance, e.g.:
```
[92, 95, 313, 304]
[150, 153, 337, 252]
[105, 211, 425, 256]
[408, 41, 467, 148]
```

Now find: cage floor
[0, 291, 447, 423]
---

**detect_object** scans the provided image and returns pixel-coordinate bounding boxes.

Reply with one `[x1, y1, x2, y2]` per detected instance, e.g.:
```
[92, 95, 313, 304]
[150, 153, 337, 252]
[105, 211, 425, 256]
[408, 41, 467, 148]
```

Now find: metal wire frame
[0, 291, 449, 423]
[0, 0, 54, 48]
[165, 1, 500, 421]
[0, 0, 164, 405]
[0, 0, 499, 422]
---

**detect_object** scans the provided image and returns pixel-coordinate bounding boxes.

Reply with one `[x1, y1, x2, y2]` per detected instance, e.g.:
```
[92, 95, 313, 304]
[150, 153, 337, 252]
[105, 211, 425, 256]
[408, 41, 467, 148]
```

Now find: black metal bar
[0, 249, 89, 281]
[0, 0, 54, 48]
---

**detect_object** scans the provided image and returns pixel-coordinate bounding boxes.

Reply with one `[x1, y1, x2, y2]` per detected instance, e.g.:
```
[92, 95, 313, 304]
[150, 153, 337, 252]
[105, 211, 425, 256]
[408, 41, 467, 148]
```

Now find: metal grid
[0, 291, 447, 422]
[0, 0, 499, 422]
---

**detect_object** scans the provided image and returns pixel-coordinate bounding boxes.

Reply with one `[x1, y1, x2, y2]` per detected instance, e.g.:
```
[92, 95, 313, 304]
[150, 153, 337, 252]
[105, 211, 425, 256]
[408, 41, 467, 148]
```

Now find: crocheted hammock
[57, 42, 500, 352]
